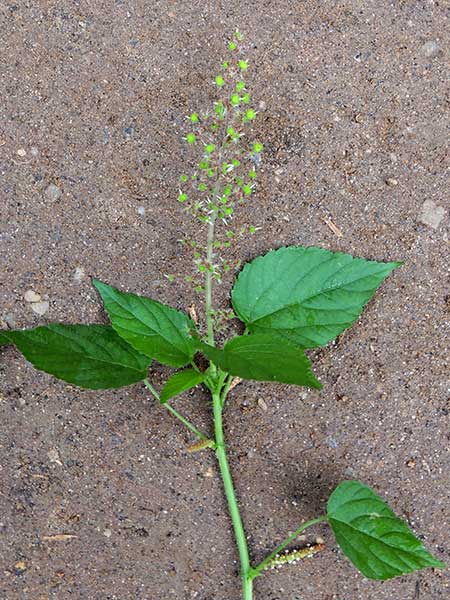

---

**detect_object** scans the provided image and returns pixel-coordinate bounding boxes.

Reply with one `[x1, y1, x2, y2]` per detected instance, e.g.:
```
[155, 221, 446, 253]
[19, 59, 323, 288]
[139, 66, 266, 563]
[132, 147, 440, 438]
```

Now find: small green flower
[253, 141, 263, 153]
[186, 133, 196, 145]
[228, 41, 237, 51]
[178, 192, 188, 203]
[198, 183, 207, 192]
[211, 123, 219, 131]
[248, 169, 257, 179]
[199, 160, 209, 170]
[215, 75, 225, 87]
[232, 159, 240, 167]
[236, 81, 246, 92]
[223, 184, 232, 196]
[180, 174, 188, 183]
[215, 100, 225, 120]
[189, 113, 199, 123]
[207, 168, 215, 177]
[249, 225, 257, 234]
[243, 108, 256, 122]
[230, 93, 240, 106]
[238, 59, 248, 71]
[242, 92, 250, 104]
[226, 230, 234, 238]
[242, 184, 252, 196]
[234, 30, 243, 41]
[222, 61, 229, 69]
[205, 143, 216, 153]
[166, 274, 175, 282]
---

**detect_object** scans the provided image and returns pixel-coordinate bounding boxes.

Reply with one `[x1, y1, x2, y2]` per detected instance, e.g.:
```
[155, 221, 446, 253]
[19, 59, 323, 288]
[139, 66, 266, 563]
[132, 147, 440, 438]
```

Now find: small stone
[31, 301, 49, 316]
[421, 40, 440, 58]
[385, 177, 398, 187]
[257, 398, 268, 411]
[24, 290, 41, 303]
[137, 206, 145, 216]
[30, 146, 39, 157]
[258, 100, 267, 110]
[14, 560, 27, 573]
[45, 183, 62, 202]
[47, 449, 62, 465]
[2, 313, 16, 328]
[103, 528, 112, 538]
[406, 458, 416, 468]
[420, 200, 445, 229]
[17, 148, 26, 157]
[73, 266, 85, 282]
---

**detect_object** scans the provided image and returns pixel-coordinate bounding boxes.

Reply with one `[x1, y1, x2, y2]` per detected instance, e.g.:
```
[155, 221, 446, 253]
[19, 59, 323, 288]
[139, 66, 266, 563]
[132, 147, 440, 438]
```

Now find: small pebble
[420, 200, 445, 229]
[24, 290, 41, 303]
[45, 183, 62, 202]
[73, 266, 85, 282]
[2, 313, 16, 328]
[385, 177, 398, 187]
[137, 206, 145, 216]
[14, 560, 27, 573]
[421, 40, 440, 58]
[31, 301, 49, 316]
[47, 449, 62, 465]
[16, 148, 26, 157]
[257, 398, 268, 411]
[30, 146, 39, 157]
[103, 528, 112, 538]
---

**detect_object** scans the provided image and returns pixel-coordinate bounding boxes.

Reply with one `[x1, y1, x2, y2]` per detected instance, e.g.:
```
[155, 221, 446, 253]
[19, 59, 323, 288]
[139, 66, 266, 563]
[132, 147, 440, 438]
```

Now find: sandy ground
[1, 1, 449, 599]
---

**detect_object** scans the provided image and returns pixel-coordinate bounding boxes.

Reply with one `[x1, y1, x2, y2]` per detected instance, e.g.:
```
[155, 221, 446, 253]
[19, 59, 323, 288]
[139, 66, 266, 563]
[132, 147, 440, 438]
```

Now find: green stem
[213, 389, 252, 599]
[144, 379, 210, 442]
[250, 515, 328, 579]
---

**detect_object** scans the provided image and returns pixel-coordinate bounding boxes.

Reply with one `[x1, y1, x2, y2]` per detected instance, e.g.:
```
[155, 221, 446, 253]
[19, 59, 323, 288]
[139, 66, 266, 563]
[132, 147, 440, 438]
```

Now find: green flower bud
[228, 41, 237, 51]
[238, 59, 248, 71]
[230, 93, 240, 106]
[215, 75, 225, 87]
[205, 143, 216, 153]
[178, 192, 188, 203]
[236, 81, 246, 92]
[252, 141, 263, 152]
[186, 133, 196, 144]
[180, 174, 188, 182]
[189, 113, 199, 123]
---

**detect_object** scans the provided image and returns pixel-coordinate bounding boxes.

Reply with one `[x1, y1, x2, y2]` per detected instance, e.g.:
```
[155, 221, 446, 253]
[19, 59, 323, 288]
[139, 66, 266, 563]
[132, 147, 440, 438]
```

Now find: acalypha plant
[1, 32, 443, 599]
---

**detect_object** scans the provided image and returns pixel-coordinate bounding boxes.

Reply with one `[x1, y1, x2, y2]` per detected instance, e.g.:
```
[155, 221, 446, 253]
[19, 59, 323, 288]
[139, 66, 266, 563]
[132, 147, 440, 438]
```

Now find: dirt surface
[1, 1, 449, 599]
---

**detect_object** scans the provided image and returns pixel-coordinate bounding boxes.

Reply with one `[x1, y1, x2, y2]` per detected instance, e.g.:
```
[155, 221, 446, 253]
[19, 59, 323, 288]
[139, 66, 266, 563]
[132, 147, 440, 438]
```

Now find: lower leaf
[196, 333, 322, 389]
[160, 369, 206, 404]
[327, 480, 445, 580]
[3, 324, 151, 389]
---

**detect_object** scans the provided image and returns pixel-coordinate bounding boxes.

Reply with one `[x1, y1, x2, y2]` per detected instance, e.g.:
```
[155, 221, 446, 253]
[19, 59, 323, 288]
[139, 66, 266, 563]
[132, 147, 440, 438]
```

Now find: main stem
[213, 389, 252, 599]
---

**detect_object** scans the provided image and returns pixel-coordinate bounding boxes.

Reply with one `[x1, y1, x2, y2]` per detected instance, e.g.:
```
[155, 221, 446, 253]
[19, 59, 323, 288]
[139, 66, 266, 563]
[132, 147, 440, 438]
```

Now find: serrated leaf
[93, 280, 196, 368]
[196, 334, 322, 389]
[4, 324, 151, 389]
[160, 369, 206, 404]
[232, 246, 401, 348]
[327, 480, 445, 580]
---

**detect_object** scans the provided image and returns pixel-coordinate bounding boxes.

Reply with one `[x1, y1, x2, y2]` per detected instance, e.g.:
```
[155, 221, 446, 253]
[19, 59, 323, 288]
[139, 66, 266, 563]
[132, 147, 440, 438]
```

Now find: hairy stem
[213, 388, 252, 599]
[250, 515, 328, 579]
[144, 379, 210, 442]
[205, 215, 216, 347]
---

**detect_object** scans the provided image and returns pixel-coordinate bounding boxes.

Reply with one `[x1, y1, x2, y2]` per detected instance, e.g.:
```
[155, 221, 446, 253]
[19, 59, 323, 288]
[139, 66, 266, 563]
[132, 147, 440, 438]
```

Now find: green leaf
[0, 331, 11, 346]
[4, 324, 151, 389]
[93, 280, 196, 368]
[160, 369, 206, 404]
[232, 246, 401, 348]
[327, 480, 445, 580]
[196, 334, 321, 389]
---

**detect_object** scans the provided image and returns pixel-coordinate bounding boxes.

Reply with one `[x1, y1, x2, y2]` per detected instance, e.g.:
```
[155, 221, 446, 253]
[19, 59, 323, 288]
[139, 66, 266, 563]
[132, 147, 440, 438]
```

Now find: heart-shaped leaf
[232, 246, 401, 348]
[3, 324, 151, 389]
[197, 334, 321, 389]
[327, 480, 445, 580]
[160, 369, 206, 404]
[93, 280, 197, 368]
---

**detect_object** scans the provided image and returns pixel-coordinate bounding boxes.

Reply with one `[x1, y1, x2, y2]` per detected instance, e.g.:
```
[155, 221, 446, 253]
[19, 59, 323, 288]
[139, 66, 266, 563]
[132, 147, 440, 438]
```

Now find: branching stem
[144, 379, 210, 442]
[250, 515, 328, 579]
